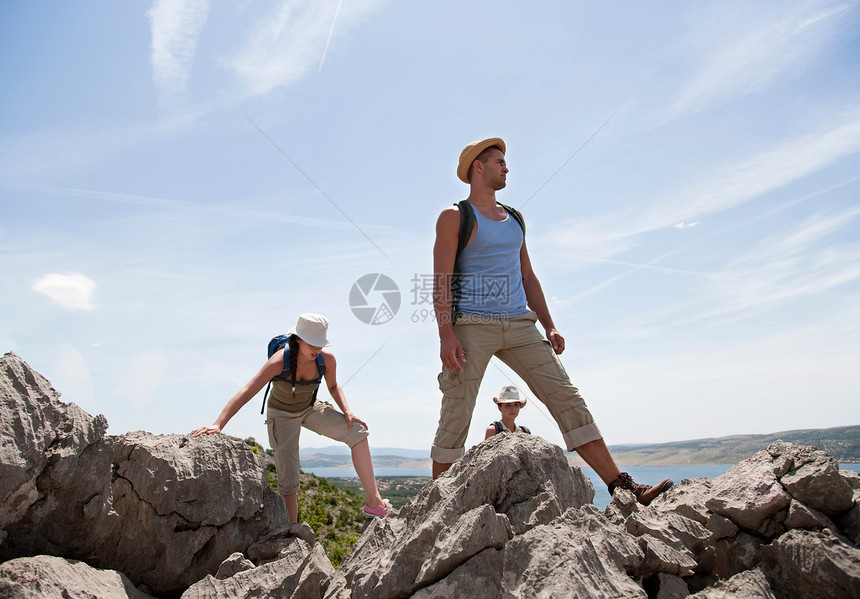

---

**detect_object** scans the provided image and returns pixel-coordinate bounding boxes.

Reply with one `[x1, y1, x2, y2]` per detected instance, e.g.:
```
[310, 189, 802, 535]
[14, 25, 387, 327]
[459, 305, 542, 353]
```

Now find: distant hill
[298, 425, 860, 468]
[568, 425, 860, 467]
[300, 446, 429, 460]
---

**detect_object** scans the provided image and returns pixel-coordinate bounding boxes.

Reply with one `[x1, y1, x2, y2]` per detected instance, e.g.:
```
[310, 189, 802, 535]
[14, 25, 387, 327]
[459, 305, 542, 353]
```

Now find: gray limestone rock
[214, 553, 255, 579]
[0, 352, 290, 597]
[0, 555, 154, 599]
[705, 450, 792, 537]
[761, 528, 860, 599]
[688, 567, 776, 598]
[4, 352, 860, 598]
[181, 540, 334, 599]
[772, 441, 854, 516]
[500, 508, 647, 598]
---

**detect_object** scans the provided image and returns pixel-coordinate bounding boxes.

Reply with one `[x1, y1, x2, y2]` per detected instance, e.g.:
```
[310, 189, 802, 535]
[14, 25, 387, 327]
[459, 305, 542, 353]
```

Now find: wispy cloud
[20, 185, 395, 234]
[32, 273, 97, 311]
[319, 0, 344, 72]
[674, 221, 700, 229]
[696, 206, 860, 321]
[670, 1, 856, 118]
[546, 112, 860, 263]
[148, 0, 211, 109]
[226, 0, 381, 98]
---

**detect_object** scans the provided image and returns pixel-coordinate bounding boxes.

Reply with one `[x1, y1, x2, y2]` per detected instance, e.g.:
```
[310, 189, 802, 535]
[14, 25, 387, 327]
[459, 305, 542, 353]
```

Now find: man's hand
[440, 329, 467, 372]
[546, 328, 565, 355]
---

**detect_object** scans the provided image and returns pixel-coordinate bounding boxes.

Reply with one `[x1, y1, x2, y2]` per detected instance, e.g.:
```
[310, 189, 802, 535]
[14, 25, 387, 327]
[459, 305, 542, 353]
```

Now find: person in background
[193, 313, 392, 526]
[485, 385, 531, 438]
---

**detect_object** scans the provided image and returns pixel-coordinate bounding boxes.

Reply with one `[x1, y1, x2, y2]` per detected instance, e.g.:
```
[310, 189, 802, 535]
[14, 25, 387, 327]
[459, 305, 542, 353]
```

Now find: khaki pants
[267, 401, 369, 494]
[431, 311, 602, 463]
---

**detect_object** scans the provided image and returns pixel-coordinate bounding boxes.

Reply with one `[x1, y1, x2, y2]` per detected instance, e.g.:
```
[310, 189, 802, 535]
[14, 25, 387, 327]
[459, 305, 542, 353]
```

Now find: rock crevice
[1, 351, 859, 599]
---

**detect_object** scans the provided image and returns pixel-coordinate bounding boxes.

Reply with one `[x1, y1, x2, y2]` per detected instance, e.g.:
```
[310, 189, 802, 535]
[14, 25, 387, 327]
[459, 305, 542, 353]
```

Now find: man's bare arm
[518, 214, 565, 355]
[433, 207, 467, 371]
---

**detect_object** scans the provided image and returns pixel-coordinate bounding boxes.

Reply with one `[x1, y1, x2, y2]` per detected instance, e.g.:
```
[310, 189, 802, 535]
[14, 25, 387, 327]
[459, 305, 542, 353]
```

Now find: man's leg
[431, 317, 499, 479]
[497, 313, 672, 505]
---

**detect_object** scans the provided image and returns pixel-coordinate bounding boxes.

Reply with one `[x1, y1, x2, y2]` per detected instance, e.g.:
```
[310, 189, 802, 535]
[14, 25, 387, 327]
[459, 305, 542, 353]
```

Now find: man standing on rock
[430, 137, 673, 506]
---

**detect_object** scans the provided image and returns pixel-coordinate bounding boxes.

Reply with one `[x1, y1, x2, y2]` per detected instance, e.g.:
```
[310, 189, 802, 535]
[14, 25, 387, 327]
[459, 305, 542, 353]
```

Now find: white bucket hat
[493, 385, 526, 407]
[287, 313, 331, 347]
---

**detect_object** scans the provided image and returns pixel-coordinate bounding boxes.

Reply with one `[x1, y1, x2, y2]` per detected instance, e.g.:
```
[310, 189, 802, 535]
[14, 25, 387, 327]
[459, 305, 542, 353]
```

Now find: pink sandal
[362, 499, 393, 518]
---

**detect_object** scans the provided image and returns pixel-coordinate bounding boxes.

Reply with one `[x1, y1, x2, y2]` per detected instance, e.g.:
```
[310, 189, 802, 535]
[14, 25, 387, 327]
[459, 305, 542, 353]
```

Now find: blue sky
[2, 1, 858, 454]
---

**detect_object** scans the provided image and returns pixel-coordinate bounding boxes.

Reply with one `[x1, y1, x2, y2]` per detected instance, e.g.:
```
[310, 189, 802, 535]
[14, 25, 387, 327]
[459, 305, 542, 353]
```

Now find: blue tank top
[456, 207, 529, 317]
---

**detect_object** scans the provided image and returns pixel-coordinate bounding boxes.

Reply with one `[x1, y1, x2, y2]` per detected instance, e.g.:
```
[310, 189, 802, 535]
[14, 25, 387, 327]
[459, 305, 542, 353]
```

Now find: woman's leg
[303, 403, 386, 509]
[351, 438, 385, 508]
[281, 492, 299, 524]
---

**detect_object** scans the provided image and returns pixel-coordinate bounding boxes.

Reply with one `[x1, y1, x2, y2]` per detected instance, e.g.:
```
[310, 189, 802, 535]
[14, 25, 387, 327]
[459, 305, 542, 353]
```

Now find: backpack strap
[493, 421, 504, 434]
[520, 425, 531, 434]
[261, 349, 326, 414]
[452, 201, 525, 323]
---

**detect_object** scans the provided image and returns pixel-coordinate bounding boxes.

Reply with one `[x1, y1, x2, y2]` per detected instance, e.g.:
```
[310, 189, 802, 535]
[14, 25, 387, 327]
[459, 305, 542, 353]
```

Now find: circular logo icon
[349, 273, 401, 325]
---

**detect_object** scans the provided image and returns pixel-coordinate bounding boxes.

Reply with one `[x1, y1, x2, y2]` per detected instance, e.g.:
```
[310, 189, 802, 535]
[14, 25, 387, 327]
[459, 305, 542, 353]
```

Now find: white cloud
[148, 0, 211, 108]
[226, 0, 381, 98]
[671, 2, 855, 118]
[32, 273, 97, 311]
[674, 221, 700, 229]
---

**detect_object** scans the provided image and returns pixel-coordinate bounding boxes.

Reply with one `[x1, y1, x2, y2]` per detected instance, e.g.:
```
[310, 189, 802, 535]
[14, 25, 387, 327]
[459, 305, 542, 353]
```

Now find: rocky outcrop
[1, 351, 859, 598]
[0, 555, 153, 599]
[0, 352, 293, 597]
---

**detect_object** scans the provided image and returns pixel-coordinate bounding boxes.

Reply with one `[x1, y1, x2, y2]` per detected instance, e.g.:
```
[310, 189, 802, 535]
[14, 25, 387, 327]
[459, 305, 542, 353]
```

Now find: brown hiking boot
[608, 472, 673, 506]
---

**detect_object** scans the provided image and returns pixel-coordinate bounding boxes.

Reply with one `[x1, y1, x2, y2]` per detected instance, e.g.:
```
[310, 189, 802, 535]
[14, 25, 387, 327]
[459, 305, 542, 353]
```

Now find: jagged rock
[626, 511, 711, 556]
[688, 567, 776, 598]
[604, 487, 642, 525]
[761, 528, 860, 599]
[773, 441, 854, 516]
[0, 352, 289, 597]
[646, 572, 690, 599]
[0, 554, 154, 599]
[4, 353, 860, 598]
[836, 470, 860, 546]
[181, 540, 334, 599]
[325, 435, 640, 598]
[638, 535, 697, 578]
[784, 498, 832, 530]
[248, 525, 317, 563]
[215, 553, 255, 579]
[0, 352, 112, 552]
[703, 513, 738, 542]
[408, 547, 505, 599]
[700, 532, 762, 581]
[705, 452, 792, 537]
[500, 507, 647, 598]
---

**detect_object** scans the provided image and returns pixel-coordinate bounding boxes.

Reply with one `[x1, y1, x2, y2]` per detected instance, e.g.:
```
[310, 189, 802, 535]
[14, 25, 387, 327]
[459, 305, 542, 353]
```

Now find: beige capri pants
[266, 400, 369, 495]
[431, 311, 603, 463]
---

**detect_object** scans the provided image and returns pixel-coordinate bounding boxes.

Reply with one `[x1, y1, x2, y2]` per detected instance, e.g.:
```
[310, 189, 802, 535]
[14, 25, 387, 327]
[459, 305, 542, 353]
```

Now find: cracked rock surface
[2, 351, 859, 599]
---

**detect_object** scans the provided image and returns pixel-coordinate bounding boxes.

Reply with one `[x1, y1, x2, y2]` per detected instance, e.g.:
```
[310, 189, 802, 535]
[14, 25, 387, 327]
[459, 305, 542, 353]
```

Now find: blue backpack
[260, 335, 326, 414]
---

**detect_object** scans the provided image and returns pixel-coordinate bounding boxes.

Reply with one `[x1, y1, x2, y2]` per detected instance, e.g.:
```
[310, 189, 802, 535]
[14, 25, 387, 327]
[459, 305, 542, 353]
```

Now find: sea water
[303, 463, 860, 511]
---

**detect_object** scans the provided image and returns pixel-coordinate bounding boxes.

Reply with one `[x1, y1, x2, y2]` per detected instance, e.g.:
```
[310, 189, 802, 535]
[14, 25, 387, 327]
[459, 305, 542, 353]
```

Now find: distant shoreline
[299, 424, 860, 468]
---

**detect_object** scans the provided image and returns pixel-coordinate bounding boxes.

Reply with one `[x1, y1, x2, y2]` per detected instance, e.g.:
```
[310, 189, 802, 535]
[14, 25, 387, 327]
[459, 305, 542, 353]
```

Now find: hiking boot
[608, 472, 673, 506]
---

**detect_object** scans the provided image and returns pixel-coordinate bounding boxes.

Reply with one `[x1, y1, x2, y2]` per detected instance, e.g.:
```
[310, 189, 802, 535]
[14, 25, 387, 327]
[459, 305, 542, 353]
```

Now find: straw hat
[493, 385, 526, 407]
[457, 137, 506, 183]
[287, 313, 331, 347]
